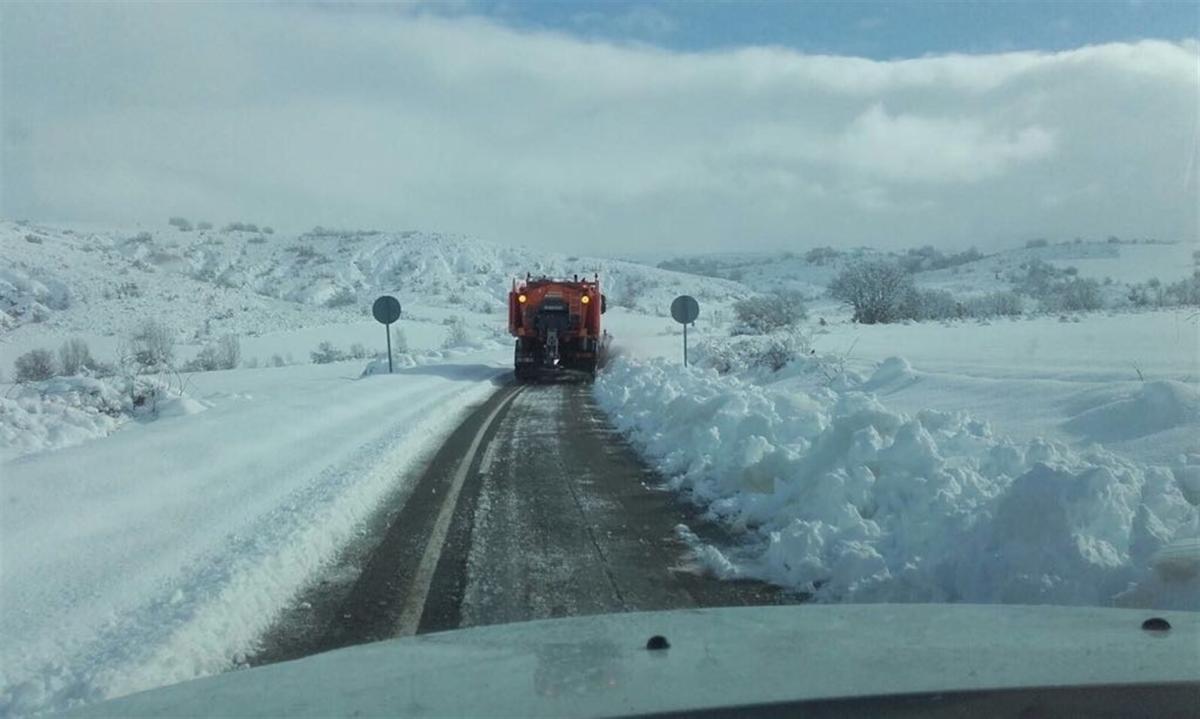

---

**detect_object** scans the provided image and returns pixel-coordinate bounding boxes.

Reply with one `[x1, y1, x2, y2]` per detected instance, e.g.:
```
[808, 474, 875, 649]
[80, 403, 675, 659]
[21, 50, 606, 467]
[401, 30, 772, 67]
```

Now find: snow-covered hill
[1, 221, 750, 348]
[649, 238, 1198, 311]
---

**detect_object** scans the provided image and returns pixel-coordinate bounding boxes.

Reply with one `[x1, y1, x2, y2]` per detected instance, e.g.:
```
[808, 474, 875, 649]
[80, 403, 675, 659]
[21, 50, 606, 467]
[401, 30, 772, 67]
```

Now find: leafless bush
[185, 334, 241, 371]
[964, 291, 1023, 317]
[1042, 277, 1103, 312]
[125, 319, 176, 372]
[325, 287, 357, 308]
[442, 317, 471, 349]
[699, 332, 813, 374]
[732, 292, 807, 334]
[58, 338, 96, 375]
[830, 261, 914, 324]
[15, 349, 57, 382]
[311, 341, 347, 364]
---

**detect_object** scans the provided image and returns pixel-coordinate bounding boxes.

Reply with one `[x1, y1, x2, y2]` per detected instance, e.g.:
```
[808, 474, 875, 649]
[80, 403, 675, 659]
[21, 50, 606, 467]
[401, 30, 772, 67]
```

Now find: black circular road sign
[372, 295, 402, 324]
[671, 295, 700, 324]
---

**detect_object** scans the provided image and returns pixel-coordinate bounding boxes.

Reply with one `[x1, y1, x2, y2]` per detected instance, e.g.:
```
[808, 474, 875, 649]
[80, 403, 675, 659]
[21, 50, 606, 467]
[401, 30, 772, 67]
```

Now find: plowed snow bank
[596, 357, 1199, 609]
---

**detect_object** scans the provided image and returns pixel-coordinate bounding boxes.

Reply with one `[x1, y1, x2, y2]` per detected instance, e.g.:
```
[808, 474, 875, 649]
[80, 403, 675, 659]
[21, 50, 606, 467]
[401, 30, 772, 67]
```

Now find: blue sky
[447, 1, 1197, 57]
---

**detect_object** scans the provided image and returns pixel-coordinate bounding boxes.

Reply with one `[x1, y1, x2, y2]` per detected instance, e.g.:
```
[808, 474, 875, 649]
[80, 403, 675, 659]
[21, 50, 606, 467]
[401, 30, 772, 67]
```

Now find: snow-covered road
[0, 357, 507, 716]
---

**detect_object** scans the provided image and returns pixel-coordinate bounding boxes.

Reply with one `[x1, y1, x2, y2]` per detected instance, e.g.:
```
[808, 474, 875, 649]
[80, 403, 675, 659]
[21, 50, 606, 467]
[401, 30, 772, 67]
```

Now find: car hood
[68, 604, 1198, 717]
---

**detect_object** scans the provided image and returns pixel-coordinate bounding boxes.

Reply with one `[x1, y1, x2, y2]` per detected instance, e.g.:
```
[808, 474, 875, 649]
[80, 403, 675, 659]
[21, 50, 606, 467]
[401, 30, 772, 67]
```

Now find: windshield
[1, 1, 1197, 716]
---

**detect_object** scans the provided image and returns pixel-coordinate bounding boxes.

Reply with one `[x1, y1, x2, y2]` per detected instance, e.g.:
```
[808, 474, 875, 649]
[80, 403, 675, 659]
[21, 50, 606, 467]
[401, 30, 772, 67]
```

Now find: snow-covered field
[2, 220, 1197, 716]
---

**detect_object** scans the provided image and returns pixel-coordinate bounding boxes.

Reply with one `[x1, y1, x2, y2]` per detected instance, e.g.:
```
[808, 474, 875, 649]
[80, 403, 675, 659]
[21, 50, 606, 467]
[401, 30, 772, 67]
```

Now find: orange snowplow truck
[509, 273, 607, 381]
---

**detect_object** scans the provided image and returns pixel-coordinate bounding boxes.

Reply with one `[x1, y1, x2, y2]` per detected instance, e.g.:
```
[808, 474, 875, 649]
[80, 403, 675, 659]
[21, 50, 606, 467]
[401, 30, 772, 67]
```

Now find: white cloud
[836, 104, 1056, 183]
[0, 3, 1195, 252]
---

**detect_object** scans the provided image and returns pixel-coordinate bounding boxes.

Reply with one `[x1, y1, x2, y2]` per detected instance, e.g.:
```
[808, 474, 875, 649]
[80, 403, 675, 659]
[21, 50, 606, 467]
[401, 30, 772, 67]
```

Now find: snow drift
[595, 357, 1199, 609]
[1063, 380, 1200, 442]
[0, 376, 206, 461]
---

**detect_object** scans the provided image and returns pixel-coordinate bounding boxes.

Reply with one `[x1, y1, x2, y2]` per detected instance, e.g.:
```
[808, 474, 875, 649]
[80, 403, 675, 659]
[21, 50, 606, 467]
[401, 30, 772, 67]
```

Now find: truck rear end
[509, 274, 607, 381]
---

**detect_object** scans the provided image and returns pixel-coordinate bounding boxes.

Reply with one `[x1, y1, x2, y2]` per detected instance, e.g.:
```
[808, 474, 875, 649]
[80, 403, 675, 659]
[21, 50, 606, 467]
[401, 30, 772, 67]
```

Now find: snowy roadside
[595, 356, 1199, 610]
[0, 375, 209, 462]
[0, 356, 507, 717]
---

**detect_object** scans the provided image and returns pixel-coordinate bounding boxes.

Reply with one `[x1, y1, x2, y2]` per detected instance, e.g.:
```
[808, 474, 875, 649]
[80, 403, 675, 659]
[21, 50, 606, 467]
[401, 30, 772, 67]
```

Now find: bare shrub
[15, 349, 57, 382]
[755, 333, 812, 371]
[310, 341, 347, 364]
[830, 261, 914, 324]
[58, 338, 95, 375]
[1167, 272, 1200, 306]
[699, 332, 813, 374]
[732, 292, 807, 334]
[186, 334, 241, 371]
[442, 317, 471, 349]
[1043, 277, 1103, 312]
[126, 320, 176, 371]
[899, 287, 960, 321]
[325, 287, 357, 308]
[964, 291, 1023, 317]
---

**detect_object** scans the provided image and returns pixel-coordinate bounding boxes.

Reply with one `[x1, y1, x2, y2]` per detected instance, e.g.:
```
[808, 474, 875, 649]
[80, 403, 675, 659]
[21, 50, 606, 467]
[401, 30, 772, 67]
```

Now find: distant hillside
[650, 239, 1198, 307]
[1, 221, 753, 341]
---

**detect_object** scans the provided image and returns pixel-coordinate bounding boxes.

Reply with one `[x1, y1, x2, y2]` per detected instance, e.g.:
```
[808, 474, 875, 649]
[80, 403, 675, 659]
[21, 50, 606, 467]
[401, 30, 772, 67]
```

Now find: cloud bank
[1, 4, 1195, 252]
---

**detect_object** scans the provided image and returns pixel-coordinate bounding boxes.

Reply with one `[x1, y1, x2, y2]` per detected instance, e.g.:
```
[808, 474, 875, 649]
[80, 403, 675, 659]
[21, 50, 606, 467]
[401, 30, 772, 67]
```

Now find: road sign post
[670, 295, 700, 367]
[372, 295, 403, 373]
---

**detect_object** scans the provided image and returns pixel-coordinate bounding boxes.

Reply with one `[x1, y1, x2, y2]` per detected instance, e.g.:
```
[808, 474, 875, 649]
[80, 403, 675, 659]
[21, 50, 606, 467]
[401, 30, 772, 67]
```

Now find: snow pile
[1063, 380, 1200, 442]
[595, 357, 1199, 608]
[0, 376, 206, 460]
[860, 356, 917, 392]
